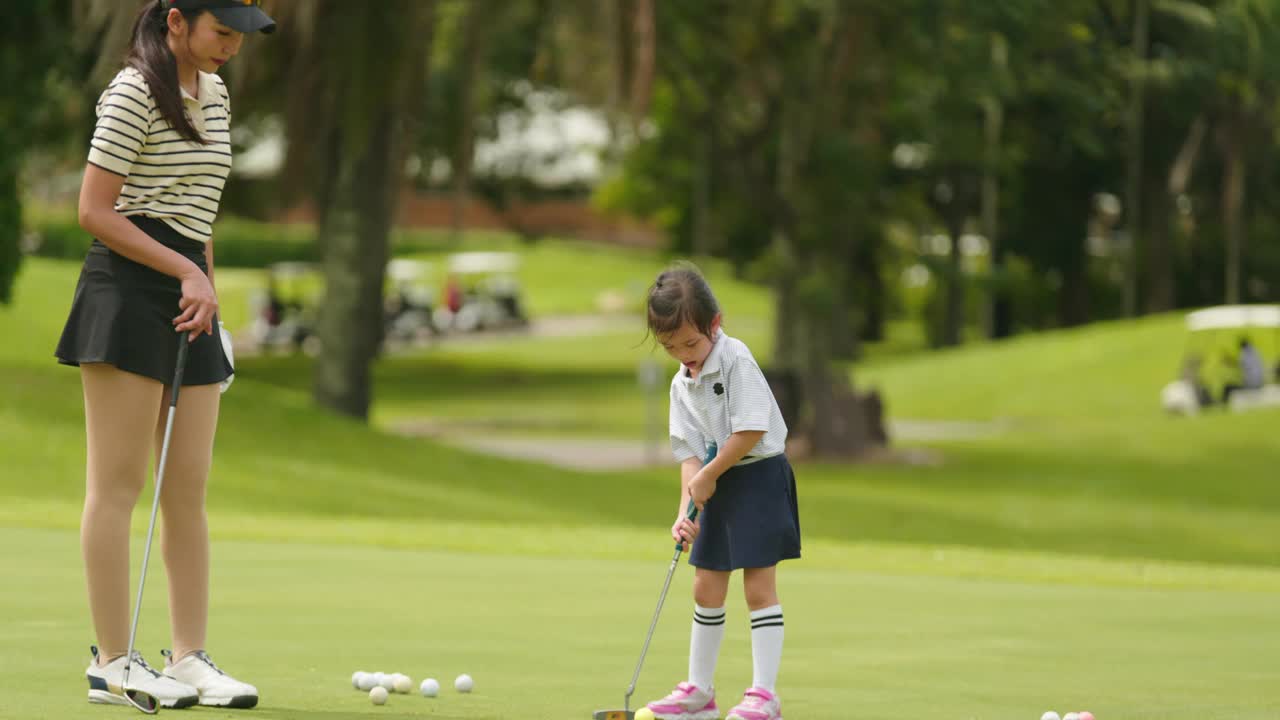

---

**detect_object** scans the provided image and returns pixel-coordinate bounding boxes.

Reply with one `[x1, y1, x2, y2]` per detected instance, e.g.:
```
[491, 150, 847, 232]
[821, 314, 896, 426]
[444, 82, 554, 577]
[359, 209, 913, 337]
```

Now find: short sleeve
[213, 74, 231, 124]
[88, 74, 153, 177]
[669, 384, 704, 463]
[725, 355, 773, 432]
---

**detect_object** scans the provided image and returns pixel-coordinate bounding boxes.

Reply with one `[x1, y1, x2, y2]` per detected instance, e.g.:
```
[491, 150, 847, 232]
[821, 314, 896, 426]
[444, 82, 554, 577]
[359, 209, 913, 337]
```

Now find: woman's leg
[742, 566, 783, 693]
[154, 382, 220, 660]
[81, 364, 164, 662]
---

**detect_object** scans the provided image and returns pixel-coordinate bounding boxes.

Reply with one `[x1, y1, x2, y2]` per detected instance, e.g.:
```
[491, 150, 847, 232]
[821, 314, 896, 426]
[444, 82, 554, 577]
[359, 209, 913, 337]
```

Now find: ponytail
[125, 1, 206, 145]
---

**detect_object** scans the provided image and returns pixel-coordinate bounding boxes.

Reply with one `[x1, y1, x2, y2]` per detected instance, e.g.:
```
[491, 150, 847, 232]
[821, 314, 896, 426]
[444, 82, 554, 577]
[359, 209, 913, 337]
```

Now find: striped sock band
[694, 607, 727, 626]
[750, 608, 784, 630]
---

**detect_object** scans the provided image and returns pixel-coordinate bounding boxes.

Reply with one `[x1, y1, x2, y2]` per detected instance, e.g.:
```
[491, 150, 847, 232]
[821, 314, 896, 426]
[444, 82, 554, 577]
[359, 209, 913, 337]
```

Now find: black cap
[167, 0, 277, 34]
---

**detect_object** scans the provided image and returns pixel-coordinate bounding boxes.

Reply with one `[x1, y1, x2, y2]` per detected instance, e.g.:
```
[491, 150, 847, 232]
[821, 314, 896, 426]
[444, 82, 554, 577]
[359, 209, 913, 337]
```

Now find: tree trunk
[629, 0, 655, 119]
[981, 94, 1006, 339]
[1222, 127, 1245, 305]
[1123, 0, 1149, 317]
[1144, 175, 1175, 312]
[858, 240, 886, 342]
[692, 126, 712, 256]
[0, 161, 21, 304]
[313, 117, 401, 419]
[310, 0, 432, 420]
[450, 0, 490, 240]
[830, 238, 858, 360]
[942, 211, 965, 347]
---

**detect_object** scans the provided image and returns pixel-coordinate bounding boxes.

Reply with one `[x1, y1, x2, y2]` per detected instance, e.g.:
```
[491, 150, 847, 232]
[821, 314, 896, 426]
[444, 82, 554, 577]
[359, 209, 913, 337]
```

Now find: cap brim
[209, 6, 277, 34]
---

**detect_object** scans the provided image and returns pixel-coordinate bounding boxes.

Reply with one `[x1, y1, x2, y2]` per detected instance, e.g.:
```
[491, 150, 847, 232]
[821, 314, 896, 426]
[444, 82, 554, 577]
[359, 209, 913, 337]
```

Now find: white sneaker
[163, 649, 259, 708]
[85, 646, 199, 709]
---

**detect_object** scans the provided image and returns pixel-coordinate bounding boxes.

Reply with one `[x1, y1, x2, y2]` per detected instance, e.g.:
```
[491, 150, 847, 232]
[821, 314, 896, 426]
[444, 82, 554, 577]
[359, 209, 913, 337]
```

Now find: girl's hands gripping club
[672, 500, 700, 552]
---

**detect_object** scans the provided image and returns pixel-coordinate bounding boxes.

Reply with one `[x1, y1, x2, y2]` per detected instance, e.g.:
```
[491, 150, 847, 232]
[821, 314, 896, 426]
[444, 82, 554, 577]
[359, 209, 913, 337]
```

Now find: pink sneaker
[644, 681, 719, 720]
[726, 687, 782, 720]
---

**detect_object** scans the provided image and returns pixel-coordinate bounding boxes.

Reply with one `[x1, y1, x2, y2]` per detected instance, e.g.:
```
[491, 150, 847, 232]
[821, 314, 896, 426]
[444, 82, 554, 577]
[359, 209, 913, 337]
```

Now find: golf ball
[370, 686, 389, 705]
[1064, 714, 1080, 720]
[357, 673, 377, 691]
[379, 673, 396, 691]
[1041, 713, 1061, 720]
[420, 677, 440, 697]
[455, 673, 474, 693]
[1078, 713, 1095, 720]
[352, 671, 364, 689]
[635, 709, 656, 720]
[392, 674, 412, 694]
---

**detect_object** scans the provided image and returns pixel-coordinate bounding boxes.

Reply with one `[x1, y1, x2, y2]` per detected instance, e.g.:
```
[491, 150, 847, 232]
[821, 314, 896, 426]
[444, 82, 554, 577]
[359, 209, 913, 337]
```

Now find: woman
[56, 0, 275, 709]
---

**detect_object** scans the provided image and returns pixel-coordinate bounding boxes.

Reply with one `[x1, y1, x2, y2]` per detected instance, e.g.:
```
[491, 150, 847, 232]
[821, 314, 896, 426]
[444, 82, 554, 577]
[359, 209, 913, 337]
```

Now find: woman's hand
[175, 269, 219, 341]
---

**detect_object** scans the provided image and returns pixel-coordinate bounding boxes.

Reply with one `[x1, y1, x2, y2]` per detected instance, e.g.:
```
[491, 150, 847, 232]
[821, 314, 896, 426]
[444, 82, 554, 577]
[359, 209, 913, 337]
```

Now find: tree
[258, 0, 437, 420]
[0, 0, 73, 303]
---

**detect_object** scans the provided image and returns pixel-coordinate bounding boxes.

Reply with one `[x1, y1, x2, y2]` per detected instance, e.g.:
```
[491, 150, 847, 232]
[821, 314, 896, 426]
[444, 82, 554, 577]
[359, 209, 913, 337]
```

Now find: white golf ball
[1064, 714, 1080, 720]
[420, 677, 440, 697]
[454, 673, 474, 693]
[1042, 713, 1061, 720]
[352, 671, 364, 689]
[357, 673, 377, 691]
[378, 673, 396, 691]
[369, 686, 389, 705]
[392, 674, 412, 694]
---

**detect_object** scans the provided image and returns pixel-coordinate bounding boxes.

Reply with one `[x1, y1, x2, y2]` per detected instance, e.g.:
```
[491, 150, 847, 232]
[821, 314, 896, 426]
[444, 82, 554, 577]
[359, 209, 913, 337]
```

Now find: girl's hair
[646, 264, 721, 339]
[125, 1, 207, 145]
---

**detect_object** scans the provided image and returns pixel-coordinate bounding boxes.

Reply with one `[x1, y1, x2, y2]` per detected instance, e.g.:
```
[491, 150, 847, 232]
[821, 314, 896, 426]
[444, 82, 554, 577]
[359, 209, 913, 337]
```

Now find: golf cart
[434, 251, 529, 333]
[249, 261, 323, 353]
[1161, 304, 1280, 415]
[383, 258, 439, 345]
[250, 259, 442, 354]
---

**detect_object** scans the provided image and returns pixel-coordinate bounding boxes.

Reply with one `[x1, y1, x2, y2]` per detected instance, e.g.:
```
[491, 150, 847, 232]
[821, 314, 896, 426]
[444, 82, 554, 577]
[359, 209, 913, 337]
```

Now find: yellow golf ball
[635, 708, 656, 720]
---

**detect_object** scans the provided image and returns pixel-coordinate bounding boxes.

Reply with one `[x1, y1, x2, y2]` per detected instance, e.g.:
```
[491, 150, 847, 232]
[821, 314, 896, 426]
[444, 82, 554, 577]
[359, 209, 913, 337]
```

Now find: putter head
[592, 711, 633, 720]
[123, 687, 160, 714]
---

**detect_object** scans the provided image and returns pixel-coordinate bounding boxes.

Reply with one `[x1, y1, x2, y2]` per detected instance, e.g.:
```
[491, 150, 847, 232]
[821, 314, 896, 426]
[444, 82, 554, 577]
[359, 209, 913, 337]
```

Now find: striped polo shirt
[669, 329, 788, 465]
[87, 67, 233, 243]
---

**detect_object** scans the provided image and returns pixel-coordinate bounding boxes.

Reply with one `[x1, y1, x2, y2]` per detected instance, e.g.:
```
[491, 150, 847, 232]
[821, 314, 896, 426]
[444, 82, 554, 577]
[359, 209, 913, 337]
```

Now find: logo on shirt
[713, 382, 724, 396]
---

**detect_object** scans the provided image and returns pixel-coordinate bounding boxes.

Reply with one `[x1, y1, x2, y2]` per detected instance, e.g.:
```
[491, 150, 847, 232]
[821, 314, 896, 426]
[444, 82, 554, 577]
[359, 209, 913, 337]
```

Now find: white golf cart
[1161, 304, 1280, 415]
[434, 251, 528, 333]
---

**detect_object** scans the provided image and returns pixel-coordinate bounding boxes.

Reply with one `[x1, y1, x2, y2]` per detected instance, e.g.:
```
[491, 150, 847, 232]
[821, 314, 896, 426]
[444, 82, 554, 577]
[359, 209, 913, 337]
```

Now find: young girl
[642, 266, 801, 720]
[55, 0, 274, 709]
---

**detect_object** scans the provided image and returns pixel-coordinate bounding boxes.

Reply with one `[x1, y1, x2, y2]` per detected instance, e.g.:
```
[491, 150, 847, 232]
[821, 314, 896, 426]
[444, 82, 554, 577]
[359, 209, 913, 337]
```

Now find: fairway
[3, 527, 1278, 720]
[4, 258, 1280, 719]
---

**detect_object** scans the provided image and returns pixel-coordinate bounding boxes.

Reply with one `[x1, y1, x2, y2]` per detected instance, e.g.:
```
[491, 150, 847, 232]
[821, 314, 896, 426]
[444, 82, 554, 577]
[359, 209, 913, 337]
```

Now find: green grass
[3, 527, 1279, 720]
[3, 256, 1280, 718]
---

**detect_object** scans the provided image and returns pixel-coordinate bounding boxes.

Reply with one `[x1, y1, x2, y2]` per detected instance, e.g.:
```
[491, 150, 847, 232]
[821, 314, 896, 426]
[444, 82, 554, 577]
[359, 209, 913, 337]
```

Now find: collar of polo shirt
[683, 328, 727, 383]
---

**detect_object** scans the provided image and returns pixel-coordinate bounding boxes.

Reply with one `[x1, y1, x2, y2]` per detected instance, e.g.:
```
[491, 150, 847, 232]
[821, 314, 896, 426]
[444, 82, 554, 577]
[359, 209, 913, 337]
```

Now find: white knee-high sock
[750, 604, 784, 693]
[688, 605, 726, 691]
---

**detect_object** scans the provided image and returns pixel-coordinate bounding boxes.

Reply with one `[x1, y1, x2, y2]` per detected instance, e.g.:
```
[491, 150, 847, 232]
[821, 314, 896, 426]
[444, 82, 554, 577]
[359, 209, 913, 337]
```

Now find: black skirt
[55, 215, 233, 386]
[689, 454, 802, 571]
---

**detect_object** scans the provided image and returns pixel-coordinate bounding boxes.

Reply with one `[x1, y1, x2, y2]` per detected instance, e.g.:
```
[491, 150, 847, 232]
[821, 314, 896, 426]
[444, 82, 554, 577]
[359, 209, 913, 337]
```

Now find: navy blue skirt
[689, 454, 802, 571]
[55, 215, 232, 386]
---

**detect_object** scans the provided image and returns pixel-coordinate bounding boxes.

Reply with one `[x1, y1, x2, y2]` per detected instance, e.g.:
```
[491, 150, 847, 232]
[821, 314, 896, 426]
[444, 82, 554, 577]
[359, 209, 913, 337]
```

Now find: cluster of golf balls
[1043, 711, 1096, 720]
[351, 671, 474, 705]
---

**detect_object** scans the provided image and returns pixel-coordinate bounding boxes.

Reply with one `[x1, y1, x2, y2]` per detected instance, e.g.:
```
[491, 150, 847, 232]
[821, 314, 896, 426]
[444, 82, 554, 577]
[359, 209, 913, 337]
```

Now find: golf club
[593, 445, 714, 720]
[121, 335, 190, 714]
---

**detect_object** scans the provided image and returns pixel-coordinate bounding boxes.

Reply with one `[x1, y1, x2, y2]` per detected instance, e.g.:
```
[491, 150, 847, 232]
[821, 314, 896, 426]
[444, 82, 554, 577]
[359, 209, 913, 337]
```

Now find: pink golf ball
[1078, 713, 1095, 720]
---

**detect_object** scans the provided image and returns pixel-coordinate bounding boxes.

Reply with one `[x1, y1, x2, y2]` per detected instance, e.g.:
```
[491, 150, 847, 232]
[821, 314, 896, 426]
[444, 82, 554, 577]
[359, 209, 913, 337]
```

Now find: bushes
[22, 204, 320, 266]
[20, 204, 482, 268]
